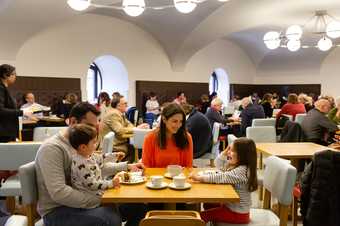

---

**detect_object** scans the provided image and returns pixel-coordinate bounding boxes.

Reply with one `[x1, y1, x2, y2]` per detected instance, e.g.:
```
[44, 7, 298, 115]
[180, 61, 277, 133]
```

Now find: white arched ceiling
[0, 0, 77, 61]
[2, 0, 340, 74]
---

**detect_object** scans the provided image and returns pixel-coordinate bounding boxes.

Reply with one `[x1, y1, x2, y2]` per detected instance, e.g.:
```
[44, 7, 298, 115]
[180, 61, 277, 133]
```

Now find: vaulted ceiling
[1, 0, 340, 71]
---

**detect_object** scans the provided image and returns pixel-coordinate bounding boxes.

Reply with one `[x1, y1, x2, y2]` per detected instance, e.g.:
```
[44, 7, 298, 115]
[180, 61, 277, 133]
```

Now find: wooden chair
[18, 162, 44, 226]
[140, 211, 205, 226]
[215, 156, 297, 226]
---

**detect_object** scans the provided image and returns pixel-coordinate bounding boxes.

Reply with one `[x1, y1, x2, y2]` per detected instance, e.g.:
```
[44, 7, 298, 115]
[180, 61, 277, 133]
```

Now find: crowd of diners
[1, 63, 340, 226]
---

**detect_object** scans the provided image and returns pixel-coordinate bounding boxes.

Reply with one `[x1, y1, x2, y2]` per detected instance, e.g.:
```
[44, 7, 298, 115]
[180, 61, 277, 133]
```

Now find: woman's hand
[137, 123, 149, 129]
[128, 162, 145, 172]
[221, 145, 231, 157]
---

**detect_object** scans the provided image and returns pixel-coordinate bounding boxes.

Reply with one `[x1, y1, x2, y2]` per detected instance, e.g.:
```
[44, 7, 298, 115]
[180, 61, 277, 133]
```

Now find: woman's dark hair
[176, 91, 184, 97]
[69, 124, 97, 150]
[22, 92, 32, 104]
[0, 64, 16, 79]
[149, 92, 156, 98]
[157, 103, 189, 149]
[233, 138, 258, 192]
[97, 92, 111, 107]
[287, 93, 298, 104]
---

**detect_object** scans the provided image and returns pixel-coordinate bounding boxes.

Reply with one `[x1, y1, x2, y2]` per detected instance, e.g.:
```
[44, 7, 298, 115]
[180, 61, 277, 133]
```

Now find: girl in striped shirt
[190, 138, 258, 224]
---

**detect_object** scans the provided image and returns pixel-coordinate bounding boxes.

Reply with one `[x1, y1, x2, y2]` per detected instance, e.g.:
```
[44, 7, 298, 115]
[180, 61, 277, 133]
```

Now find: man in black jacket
[300, 149, 340, 226]
[183, 104, 212, 158]
[239, 97, 265, 136]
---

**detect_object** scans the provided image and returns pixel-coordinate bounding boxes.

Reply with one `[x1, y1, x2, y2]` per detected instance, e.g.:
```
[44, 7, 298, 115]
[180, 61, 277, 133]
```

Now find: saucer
[146, 182, 168, 189]
[168, 182, 191, 190]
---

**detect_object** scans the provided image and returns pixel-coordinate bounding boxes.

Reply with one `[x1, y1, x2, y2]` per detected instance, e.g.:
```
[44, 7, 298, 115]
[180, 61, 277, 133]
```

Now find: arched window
[86, 55, 129, 103]
[209, 68, 230, 105]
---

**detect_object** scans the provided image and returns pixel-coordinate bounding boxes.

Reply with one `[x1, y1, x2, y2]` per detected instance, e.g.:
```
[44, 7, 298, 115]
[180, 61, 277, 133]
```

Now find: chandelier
[67, 0, 230, 17]
[263, 10, 340, 52]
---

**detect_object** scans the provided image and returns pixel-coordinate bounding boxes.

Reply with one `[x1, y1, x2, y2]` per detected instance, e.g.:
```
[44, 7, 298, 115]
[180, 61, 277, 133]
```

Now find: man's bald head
[315, 99, 331, 113]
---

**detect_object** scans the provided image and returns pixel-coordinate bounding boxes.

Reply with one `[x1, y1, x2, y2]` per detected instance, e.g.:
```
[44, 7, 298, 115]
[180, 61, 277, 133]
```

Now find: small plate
[146, 182, 168, 189]
[168, 182, 191, 190]
[120, 176, 146, 185]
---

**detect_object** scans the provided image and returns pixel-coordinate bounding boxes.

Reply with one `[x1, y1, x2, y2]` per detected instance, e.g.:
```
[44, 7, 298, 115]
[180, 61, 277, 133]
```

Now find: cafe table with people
[102, 165, 240, 209]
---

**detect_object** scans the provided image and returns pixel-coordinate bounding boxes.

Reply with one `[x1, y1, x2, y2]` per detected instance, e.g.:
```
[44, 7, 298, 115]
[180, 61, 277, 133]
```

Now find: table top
[102, 168, 239, 204]
[256, 142, 329, 159]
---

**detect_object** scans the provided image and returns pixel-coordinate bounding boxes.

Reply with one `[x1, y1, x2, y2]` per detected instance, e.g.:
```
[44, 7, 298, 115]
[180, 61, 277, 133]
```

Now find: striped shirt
[201, 154, 251, 213]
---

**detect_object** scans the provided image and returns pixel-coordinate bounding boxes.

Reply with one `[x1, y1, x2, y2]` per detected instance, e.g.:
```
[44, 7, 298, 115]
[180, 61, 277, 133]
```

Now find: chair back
[212, 122, 221, 144]
[131, 128, 152, 149]
[33, 127, 67, 141]
[252, 118, 276, 127]
[18, 161, 41, 226]
[102, 131, 115, 153]
[0, 143, 41, 170]
[227, 134, 237, 145]
[18, 162, 38, 205]
[264, 156, 297, 205]
[294, 113, 307, 125]
[134, 109, 139, 126]
[140, 211, 205, 226]
[246, 126, 276, 143]
[223, 105, 235, 115]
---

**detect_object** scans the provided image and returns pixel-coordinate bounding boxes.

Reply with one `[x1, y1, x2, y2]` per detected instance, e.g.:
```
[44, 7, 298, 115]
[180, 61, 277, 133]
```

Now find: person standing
[0, 64, 31, 142]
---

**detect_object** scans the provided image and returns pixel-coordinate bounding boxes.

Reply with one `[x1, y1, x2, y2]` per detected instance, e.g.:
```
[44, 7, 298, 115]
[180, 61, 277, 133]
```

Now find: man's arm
[319, 115, 338, 132]
[37, 144, 100, 208]
[106, 113, 133, 137]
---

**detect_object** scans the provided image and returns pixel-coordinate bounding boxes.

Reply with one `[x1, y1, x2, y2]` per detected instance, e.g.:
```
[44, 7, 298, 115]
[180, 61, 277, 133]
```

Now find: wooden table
[102, 168, 239, 207]
[256, 142, 329, 167]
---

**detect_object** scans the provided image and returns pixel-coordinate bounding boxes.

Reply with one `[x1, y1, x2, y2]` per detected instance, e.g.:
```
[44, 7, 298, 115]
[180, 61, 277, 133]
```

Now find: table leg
[164, 203, 176, 210]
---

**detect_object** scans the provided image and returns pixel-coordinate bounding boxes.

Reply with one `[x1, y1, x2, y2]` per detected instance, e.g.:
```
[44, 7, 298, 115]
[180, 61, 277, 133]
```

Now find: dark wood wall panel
[230, 84, 321, 99]
[136, 81, 209, 113]
[8, 76, 81, 107]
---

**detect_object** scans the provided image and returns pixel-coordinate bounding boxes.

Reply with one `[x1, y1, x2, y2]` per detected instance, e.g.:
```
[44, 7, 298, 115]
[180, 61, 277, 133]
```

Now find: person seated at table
[96, 92, 111, 121]
[205, 97, 228, 129]
[276, 93, 306, 123]
[261, 93, 274, 118]
[190, 138, 258, 224]
[145, 92, 160, 127]
[173, 91, 187, 105]
[142, 103, 193, 168]
[35, 102, 147, 226]
[69, 124, 122, 197]
[298, 93, 314, 112]
[182, 103, 212, 158]
[301, 99, 338, 145]
[328, 96, 340, 125]
[98, 95, 149, 162]
[239, 97, 265, 136]
[20, 92, 47, 120]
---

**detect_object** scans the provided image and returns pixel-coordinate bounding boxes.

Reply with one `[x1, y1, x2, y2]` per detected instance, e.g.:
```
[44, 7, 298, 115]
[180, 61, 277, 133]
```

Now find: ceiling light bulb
[174, 0, 197, 14]
[263, 31, 281, 50]
[286, 25, 303, 40]
[67, 0, 90, 11]
[318, 36, 333, 51]
[123, 0, 145, 17]
[326, 21, 340, 39]
[287, 39, 301, 52]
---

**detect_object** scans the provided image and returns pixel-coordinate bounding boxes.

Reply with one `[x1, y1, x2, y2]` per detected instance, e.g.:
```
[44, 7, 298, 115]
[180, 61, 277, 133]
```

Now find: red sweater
[276, 103, 306, 120]
[142, 131, 193, 168]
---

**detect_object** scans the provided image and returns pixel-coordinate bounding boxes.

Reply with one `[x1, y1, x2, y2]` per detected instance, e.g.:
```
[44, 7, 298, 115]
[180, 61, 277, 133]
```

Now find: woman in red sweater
[276, 93, 306, 123]
[142, 103, 193, 168]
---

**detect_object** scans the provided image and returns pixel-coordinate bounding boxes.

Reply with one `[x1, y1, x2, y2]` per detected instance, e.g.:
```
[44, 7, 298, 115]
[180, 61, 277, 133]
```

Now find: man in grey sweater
[35, 102, 147, 226]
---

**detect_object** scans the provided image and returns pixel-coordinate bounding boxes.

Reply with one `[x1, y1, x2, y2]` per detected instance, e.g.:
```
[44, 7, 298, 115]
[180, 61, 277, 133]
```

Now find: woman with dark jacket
[261, 93, 274, 118]
[0, 64, 30, 142]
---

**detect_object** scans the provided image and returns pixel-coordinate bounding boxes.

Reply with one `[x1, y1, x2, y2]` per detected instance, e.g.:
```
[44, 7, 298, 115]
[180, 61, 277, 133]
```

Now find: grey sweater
[35, 132, 128, 216]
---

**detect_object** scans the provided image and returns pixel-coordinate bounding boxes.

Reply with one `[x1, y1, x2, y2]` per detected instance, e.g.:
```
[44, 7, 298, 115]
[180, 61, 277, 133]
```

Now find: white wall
[14, 14, 256, 105]
[255, 50, 340, 97]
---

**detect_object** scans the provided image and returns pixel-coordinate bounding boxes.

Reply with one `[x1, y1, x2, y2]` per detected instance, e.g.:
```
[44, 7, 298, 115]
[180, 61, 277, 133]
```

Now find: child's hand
[112, 174, 121, 188]
[189, 172, 203, 182]
[221, 145, 231, 157]
[114, 152, 125, 162]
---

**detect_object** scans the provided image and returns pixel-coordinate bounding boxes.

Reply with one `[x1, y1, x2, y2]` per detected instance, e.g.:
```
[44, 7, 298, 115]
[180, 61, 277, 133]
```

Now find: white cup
[167, 165, 182, 177]
[150, 175, 163, 187]
[173, 175, 186, 188]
